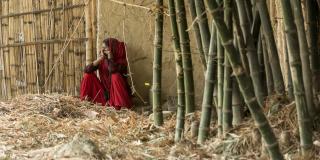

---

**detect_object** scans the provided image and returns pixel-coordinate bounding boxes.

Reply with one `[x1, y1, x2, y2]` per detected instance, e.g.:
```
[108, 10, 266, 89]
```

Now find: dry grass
[0, 94, 319, 159]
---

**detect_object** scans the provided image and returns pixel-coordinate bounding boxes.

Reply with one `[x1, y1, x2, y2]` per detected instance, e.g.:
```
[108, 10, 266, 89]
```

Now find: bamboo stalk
[8, 0, 17, 97]
[222, 0, 233, 134]
[168, 0, 185, 142]
[232, 79, 243, 126]
[29, 0, 38, 93]
[284, 36, 294, 100]
[261, 34, 274, 95]
[85, 0, 93, 65]
[152, 0, 164, 126]
[60, 0, 66, 93]
[236, 0, 265, 106]
[306, 0, 320, 98]
[188, 0, 206, 70]
[255, 0, 285, 94]
[73, 0, 82, 95]
[217, 33, 224, 137]
[291, 0, 316, 117]
[2, 0, 11, 98]
[280, 0, 313, 155]
[197, 20, 217, 143]
[41, 0, 50, 92]
[33, 0, 44, 93]
[91, 0, 97, 60]
[206, 1, 283, 159]
[233, 8, 250, 73]
[48, 0, 55, 92]
[194, 0, 210, 63]
[175, 0, 195, 114]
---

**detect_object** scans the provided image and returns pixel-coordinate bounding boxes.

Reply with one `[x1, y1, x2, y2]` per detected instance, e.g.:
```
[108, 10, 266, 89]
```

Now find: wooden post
[85, 0, 93, 65]
[1, 0, 11, 99]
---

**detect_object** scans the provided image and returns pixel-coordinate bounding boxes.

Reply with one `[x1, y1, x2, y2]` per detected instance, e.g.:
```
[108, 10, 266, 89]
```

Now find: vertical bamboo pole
[91, 0, 97, 60]
[194, 0, 210, 62]
[0, 0, 11, 99]
[217, 34, 224, 136]
[188, 0, 206, 70]
[236, 0, 265, 106]
[175, 0, 196, 114]
[58, 0, 64, 92]
[280, 0, 313, 155]
[197, 20, 217, 143]
[0, 0, 3, 98]
[29, 0, 38, 93]
[284, 36, 294, 100]
[48, 0, 55, 92]
[73, 0, 82, 95]
[33, 0, 43, 93]
[41, 0, 50, 92]
[256, 0, 285, 94]
[8, 0, 17, 97]
[291, 0, 316, 117]
[261, 34, 274, 95]
[85, 0, 93, 65]
[222, 0, 233, 134]
[168, 0, 185, 142]
[22, 0, 27, 93]
[152, 0, 164, 126]
[306, 0, 320, 97]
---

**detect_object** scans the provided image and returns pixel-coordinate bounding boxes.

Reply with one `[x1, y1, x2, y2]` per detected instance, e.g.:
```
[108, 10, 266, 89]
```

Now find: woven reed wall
[0, 0, 97, 99]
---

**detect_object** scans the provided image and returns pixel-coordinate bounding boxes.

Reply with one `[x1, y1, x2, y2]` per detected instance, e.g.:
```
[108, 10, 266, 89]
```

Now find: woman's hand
[92, 49, 107, 66]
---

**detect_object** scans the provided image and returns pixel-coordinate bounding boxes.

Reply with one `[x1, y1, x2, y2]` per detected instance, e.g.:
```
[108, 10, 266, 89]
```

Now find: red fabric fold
[80, 73, 107, 106]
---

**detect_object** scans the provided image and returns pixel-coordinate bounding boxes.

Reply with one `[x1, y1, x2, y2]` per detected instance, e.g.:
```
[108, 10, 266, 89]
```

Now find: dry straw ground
[0, 94, 319, 159]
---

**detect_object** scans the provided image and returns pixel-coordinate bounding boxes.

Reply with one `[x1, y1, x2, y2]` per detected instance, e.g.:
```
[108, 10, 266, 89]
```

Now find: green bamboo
[255, 0, 285, 94]
[233, 10, 250, 73]
[188, 0, 206, 70]
[244, 0, 253, 25]
[194, 0, 210, 62]
[175, 0, 195, 114]
[232, 79, 243, 126]
[206, 1, 283, 159]
[222, 0, 233, 134]
[152, 0, 164, 126]
[280, 0, 313, 155]
[197, 20, 217, 143]
[291, 0, 316, 118]
[261, 35, 274, 95]
[306, 0, 320, 103]
[257, 35, 267, 98]
[284, 36, 294, 100]
[169, 0, 186, 142]
[251, 10, 261, 44]
[236, 0, 265, 106]
[217, 34, 224, 136]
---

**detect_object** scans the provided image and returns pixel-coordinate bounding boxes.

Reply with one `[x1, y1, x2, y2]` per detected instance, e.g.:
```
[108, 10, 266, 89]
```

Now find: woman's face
[102, 43, 110, 55]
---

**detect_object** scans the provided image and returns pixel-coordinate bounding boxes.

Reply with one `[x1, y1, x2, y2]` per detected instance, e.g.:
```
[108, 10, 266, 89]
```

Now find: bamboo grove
[152, 0, 320, 159]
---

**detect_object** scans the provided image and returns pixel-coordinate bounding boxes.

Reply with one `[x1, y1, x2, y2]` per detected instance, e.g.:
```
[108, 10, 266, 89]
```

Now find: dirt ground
[0, 94, 319, 160]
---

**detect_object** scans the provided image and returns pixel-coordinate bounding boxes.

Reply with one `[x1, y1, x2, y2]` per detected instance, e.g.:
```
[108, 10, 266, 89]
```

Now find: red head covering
[98, 38, 128, 91]
[103, 38, 128, 66]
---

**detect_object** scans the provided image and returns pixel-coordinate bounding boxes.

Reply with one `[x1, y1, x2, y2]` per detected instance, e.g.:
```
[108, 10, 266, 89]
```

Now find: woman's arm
[84, 50, 106, 73]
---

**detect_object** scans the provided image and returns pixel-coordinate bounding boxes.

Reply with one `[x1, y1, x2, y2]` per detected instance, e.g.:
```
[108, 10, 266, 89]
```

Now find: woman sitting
[80, 38, 132, 110]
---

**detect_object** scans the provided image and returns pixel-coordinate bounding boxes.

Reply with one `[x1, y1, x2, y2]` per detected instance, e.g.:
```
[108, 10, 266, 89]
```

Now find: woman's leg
[108, 73, 133, 109]
[80, 73, 107, 105]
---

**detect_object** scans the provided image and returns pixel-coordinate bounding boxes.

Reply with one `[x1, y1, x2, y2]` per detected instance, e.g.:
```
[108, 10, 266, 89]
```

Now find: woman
[80, 38, 132, 110]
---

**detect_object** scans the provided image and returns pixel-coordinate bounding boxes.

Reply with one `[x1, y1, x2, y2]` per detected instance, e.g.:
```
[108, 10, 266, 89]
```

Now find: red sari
[80, 38, 132, 109]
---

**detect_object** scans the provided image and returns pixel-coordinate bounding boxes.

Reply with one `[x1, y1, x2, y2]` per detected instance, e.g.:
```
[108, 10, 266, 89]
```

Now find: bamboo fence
[0, 0, 96, 99]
